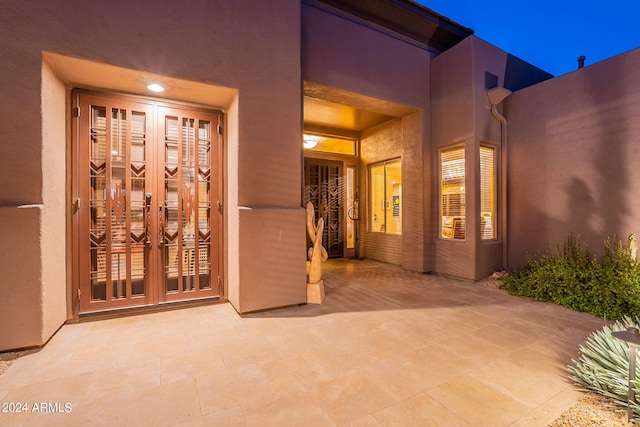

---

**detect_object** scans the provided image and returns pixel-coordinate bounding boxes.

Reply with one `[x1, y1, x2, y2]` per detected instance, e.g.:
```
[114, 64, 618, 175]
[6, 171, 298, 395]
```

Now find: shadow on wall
[509, 58, 636, 268]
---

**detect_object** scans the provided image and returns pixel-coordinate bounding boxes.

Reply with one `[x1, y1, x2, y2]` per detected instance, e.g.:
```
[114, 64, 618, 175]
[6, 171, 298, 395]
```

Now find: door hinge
[217, 200, 223, 212]
[72, 198, 80, 213]
[217, 124, 223, 135]
[218, 276, 222, 288]
[72, 107, 80, 118]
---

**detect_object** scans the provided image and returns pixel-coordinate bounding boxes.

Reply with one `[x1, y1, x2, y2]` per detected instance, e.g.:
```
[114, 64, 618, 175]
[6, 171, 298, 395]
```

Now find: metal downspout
[488, 96, 509, 270]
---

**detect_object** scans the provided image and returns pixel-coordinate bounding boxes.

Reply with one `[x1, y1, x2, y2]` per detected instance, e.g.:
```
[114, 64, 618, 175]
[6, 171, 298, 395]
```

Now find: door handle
[145, 193, 152, 246]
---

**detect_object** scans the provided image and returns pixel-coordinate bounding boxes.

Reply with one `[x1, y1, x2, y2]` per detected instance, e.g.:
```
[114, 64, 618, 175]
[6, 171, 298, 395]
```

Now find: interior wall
[507, 47, 640, 269]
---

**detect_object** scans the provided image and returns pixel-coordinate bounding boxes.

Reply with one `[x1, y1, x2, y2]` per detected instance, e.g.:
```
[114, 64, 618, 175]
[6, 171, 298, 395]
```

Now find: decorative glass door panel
[75, 91, 222, 314]
[304, 159, 344, 258]
[159, 108, 218, 302]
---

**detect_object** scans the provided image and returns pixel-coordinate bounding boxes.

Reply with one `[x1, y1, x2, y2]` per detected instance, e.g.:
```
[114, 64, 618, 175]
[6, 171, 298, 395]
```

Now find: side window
[440, 147, 465, 239]
[480, 146, 496, 240]
[370, 159, 402, 234]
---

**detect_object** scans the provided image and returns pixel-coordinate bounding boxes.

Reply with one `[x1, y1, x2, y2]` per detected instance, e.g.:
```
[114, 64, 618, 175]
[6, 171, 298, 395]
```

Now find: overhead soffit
[316, 0, 473, 52]
[42, 52, 237, 109]
[303, 82, 419, 133]
[304, 97, 395, 132]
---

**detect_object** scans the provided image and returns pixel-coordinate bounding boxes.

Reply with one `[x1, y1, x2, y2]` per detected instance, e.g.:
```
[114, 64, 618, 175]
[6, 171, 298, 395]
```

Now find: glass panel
[111, 109, 126, 161]
[165, 244, 179, 292]
[131, 249, 145, 296]
[112, 252, 126, 299]
[182, 119, 196, 291]
[198, 246, 211, 290]
[91, 246, 107, 301]
[441, 147, 466, 240]
[90, 106, 107, 159]
[111, 108, 127, 299]
[165, 117, 179, 166]
[90, 106, 108, 301]
[480, 146, 496, 240]
[369, 160, 401, 234]
[346, 167, 355, 249]
[198, 121, 211, 166]
[386, 160, 402, 235]
[131, 111, 146, 163]
[370, 164, 385, 232]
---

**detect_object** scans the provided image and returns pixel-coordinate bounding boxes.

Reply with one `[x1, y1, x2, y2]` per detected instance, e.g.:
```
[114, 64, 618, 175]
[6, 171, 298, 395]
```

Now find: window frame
[369, 158, 402, 235]
[480, 144, 497, 241]
[439, 145, 466, 241]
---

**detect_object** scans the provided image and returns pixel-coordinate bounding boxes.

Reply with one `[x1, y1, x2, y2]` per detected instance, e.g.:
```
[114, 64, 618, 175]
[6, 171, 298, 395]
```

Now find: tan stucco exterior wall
[507, 47, 640, 268]
[431, 36, 551, 280]
[0, 0, 305, 350]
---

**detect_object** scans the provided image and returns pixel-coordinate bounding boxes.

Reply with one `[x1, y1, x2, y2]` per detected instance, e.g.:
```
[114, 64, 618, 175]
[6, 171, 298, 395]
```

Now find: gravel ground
[0, 351, 25, 376]
[550, 393, 631, 426]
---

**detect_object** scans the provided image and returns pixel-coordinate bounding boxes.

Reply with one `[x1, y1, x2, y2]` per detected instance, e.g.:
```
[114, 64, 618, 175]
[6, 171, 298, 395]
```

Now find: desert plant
[501, 233, 640, 320]
[569, 317, 640, 420]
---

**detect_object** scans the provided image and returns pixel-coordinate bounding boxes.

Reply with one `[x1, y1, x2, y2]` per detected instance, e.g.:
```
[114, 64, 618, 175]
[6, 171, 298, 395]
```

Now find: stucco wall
[302, 1, 434, 108]
[0, 0, 304, 350]
[431, 36, 552, 280]
[507, 47, 640, 268]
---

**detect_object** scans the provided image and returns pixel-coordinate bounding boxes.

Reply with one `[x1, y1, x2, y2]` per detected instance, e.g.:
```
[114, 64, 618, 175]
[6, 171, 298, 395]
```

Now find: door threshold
[73, 297, 225, 323]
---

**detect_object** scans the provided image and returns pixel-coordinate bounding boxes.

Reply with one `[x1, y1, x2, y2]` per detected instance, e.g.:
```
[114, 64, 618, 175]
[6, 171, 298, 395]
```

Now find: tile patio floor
[0, 259, 606, 426]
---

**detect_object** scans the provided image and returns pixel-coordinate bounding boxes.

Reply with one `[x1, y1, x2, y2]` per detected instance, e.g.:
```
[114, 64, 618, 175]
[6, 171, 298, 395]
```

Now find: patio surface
[0, 259, 606, 426]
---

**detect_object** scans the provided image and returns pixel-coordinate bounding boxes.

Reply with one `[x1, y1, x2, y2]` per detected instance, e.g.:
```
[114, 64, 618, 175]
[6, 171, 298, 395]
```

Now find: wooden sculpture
[306, 202, 327, 303]
[628, 233, 638, 261]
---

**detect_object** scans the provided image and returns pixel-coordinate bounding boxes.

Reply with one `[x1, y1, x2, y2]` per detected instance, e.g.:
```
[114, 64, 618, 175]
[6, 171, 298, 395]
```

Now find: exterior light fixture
[612, 327, 640, 422]
[303, 134, 318, 149]
[147, 83, 164, 93]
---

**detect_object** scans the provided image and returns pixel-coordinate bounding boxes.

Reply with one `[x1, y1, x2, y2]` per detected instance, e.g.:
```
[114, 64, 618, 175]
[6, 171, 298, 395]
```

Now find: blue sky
[418, 1, 640, 76]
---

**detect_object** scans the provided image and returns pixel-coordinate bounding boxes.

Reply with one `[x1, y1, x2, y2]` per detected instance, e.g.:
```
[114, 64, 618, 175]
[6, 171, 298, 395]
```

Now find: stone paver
[0, 259, 605, 426]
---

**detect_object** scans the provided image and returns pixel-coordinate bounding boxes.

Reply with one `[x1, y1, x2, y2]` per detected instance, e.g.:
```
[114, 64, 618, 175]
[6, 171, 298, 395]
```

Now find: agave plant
[569, 317, 640, 419]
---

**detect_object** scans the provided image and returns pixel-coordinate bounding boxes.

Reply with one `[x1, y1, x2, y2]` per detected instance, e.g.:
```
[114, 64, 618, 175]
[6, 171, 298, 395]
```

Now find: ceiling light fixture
[303, 134, 318, 149]
[147, 83, 165, 93]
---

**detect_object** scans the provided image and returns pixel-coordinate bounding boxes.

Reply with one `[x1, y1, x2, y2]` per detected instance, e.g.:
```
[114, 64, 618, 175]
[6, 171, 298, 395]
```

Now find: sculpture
[628, 233, 638, 261]
[306, 202, 327, 303]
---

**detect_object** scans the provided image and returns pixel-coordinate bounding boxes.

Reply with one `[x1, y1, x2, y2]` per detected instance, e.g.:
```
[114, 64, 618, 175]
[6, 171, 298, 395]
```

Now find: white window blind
[441, 147, 465, 239]
[480, 146, 496, 240]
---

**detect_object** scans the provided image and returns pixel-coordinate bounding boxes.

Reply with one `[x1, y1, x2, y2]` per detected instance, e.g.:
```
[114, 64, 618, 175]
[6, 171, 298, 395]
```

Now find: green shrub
[569, 317, 640, 419]
[501, 233, 640, 320]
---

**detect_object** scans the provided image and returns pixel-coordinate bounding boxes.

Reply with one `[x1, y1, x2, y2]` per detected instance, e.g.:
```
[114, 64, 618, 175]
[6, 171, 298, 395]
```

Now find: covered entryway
[73, 91, 223, 314]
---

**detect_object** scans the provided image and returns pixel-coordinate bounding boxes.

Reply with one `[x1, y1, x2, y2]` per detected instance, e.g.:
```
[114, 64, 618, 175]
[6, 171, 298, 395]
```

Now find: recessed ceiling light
[147, 83, 164, 93]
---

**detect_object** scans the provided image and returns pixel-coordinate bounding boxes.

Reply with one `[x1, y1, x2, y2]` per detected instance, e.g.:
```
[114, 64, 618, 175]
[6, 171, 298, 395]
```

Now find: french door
[73, 91, 222, 314]
[304, 159, 344, 258]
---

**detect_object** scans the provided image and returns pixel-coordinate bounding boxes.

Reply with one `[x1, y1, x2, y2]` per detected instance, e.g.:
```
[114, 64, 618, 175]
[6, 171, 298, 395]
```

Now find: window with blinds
[480, 146, 496, 240]
[441, 147, 465, 239]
